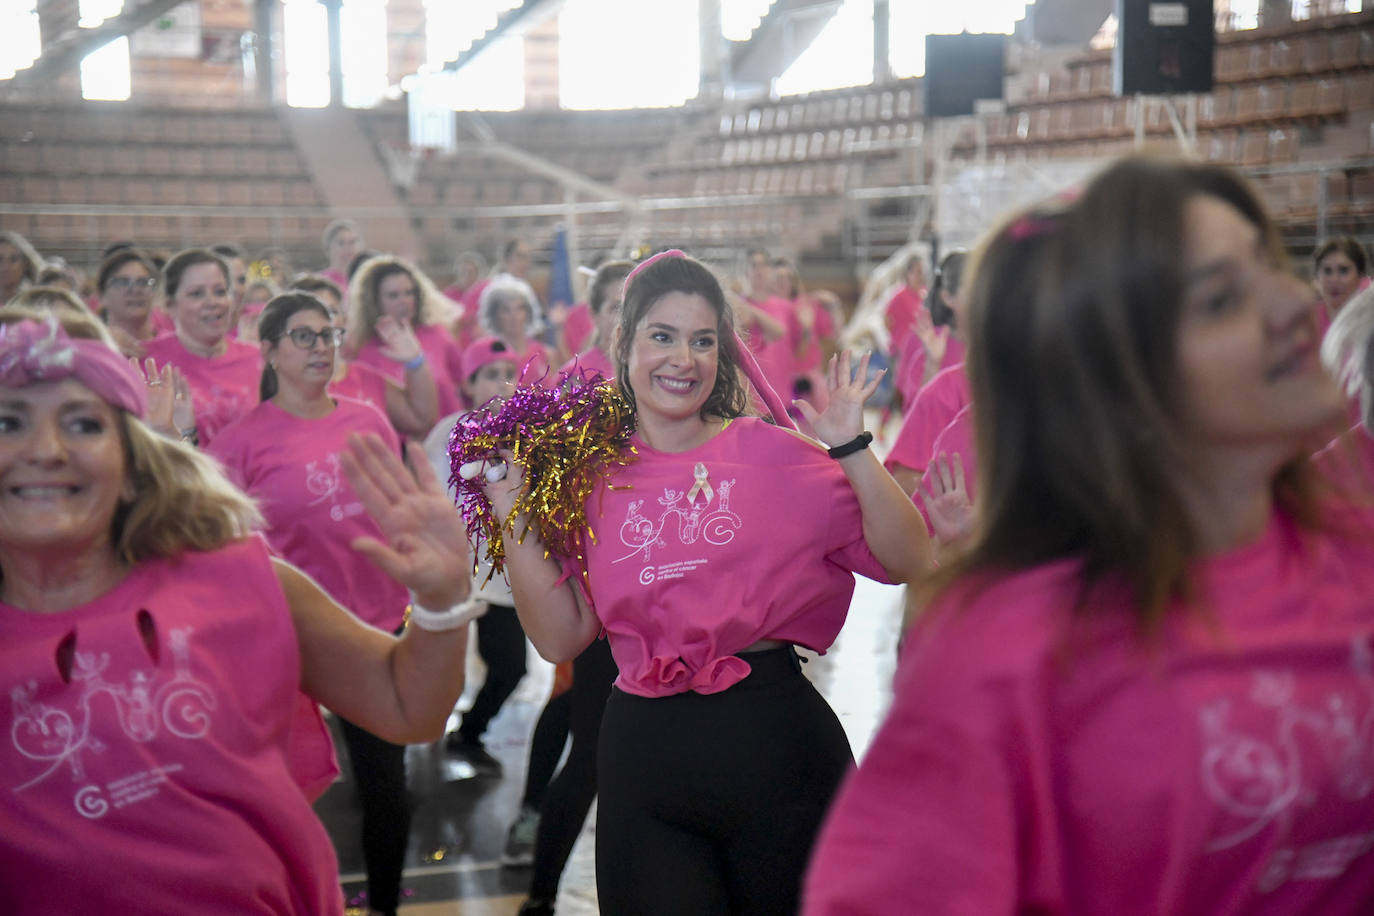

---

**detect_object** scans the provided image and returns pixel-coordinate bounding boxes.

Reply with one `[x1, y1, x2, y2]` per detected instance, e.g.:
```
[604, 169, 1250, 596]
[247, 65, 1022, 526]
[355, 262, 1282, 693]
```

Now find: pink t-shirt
[579, 417, 891, 698]
[320, 267, 349, 293]
[353, 322, 464, 422]
[916, 402, 976, 532]
[327, 359, 389, 415]
[805, 508, 1374, 915]
[744, 295, 797, 402]
[562, 302, 595, 358]
[209, 398, 408, 634]
[142, 333, 262, 447]
[0, 539, 343, 914]
[559, 344, 614, 380]
[885, 363, 970, 476]
[884, 284, 925, 354]
[460, 277, 491, 315]
[895, 330, 964, 414]
[1314, 426, 1374, 504]
[790, 296, 836, 377]
[443, 286, 482, 349]
[511, 338, 556, 388]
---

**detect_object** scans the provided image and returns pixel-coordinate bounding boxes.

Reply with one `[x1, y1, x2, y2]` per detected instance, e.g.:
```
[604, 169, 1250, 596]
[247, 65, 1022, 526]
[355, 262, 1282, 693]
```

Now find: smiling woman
[140, 248, 263, 447]
[0, 305, 472, 916]
[486, 250, 932, 914]
[210, 293, 443, 916]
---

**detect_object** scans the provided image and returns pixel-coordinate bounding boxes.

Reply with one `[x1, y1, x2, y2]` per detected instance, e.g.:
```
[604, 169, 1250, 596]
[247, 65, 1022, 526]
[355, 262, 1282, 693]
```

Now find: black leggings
[458, 603, 528, 743]
[595, 647, 852, 915]
[337, 717, 410, 915]
[520, 689, 571, 812]
[527, 637, 618, 901]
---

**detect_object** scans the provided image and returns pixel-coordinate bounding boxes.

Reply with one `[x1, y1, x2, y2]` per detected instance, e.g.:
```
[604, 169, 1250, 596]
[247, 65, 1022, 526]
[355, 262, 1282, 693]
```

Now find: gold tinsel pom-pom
[448, 373, 636, 578]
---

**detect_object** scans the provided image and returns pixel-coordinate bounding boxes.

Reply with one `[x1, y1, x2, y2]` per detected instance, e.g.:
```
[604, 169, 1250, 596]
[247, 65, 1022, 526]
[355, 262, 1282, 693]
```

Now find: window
[79, 0, 131, 101]
[560, 0, 698, 109]
[285, 0, 330, 107]
[0, 0, 41, 81]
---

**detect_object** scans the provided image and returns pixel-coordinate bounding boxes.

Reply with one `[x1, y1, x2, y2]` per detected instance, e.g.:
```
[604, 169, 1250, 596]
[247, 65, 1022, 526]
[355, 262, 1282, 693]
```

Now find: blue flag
[549, 226, 573, 308]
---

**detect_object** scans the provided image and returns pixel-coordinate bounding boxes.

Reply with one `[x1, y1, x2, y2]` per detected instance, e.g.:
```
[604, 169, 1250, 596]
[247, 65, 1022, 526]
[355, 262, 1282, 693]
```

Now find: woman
[771, 256, 837, 412]
[320, 219, 362, 294]
[349, 255, 461, 425]
[0, 230, 43, 304]
[559, 259, 633, 378]
[803, 157, 1374, 913]
[0, 305, 473, 914]
[210, 294, 445, 916]
[289, 273, 438, 439]
[884, 250, 970, 496]
[96, 247, 161, 358]
[486, 251, 930, 913]
[479, 275, 554, 387]
[1313, 235, 1370, 324]
[141, 248, 261, 447]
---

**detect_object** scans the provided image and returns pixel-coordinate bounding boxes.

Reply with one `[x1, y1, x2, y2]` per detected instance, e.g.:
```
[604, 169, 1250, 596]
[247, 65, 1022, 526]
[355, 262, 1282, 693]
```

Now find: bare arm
[383, 364, 438, 438]
[281, 432, 476, 743]
[279, 560, 467, 744]
[485, 458, 603, 662]
[375, 315, 439, 436]
[732, 294, 787, 342]
[795, 351, 933, 584]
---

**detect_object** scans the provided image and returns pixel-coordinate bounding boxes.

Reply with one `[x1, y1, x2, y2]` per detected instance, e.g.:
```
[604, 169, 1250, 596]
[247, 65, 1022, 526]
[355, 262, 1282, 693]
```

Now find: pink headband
[623, 249, 796, 430]
[0, 318, 148, 417]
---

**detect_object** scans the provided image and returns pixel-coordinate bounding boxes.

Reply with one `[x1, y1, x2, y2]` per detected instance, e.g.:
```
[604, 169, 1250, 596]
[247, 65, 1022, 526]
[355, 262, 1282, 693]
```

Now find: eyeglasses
[282, 326, 345, 349]
[107, 277, 157, 291]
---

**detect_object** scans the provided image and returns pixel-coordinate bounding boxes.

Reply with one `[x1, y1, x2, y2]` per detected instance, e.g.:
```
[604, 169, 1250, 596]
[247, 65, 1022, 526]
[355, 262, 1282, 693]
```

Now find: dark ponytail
[927, 250, 969, 329]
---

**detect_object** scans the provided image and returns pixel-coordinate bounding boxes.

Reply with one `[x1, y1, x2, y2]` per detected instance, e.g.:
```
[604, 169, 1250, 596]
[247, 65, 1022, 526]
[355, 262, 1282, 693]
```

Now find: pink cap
[461, 335, 516, 380]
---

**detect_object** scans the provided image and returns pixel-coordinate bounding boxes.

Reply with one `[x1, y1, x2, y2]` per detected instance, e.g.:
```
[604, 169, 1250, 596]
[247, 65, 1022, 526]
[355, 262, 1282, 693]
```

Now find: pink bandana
[0, 318, 148, 417]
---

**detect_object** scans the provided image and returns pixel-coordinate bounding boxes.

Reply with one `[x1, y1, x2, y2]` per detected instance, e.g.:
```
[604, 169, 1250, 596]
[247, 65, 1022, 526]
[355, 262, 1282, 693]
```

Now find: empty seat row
[0, 141, 307, 180]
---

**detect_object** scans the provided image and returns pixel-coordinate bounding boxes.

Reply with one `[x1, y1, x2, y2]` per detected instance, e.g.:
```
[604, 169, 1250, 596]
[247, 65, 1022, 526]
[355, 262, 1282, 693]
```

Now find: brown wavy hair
[923, 155, 1321, 630]
[613, 253, 749, 423]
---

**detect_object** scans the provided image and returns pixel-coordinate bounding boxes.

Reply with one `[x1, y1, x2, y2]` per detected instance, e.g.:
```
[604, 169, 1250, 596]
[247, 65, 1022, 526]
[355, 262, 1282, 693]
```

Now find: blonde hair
[8, 286, 97, 321]
[347, 255, 453, 344]
[1322, 284, 1374, 431]
[0, 304, 262, 576]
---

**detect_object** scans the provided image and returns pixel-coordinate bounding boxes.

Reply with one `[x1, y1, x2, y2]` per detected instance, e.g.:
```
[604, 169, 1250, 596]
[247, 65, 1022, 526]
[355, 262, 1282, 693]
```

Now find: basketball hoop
[381, 142, 428, 192]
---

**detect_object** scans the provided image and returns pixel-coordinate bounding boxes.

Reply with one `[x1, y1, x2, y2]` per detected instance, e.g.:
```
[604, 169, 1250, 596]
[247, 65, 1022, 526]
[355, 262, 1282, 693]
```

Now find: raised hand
[376, 315, 422, 364]
[134, 358, 194, 439]
[342, 433, 471, 609]
[920, 451, 975, 547]
[793, 349, 884, 448]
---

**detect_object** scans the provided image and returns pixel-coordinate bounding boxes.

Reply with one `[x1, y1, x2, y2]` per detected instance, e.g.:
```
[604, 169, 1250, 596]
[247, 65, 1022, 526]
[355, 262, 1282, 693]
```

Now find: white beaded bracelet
[407, 596, 489, 632]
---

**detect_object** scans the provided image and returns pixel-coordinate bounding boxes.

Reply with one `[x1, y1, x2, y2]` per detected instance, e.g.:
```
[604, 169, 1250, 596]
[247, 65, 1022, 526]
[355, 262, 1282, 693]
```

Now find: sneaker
[502, 805, 540, 867]
[516, 898, 554, 916]
[446, 734, 503, 775]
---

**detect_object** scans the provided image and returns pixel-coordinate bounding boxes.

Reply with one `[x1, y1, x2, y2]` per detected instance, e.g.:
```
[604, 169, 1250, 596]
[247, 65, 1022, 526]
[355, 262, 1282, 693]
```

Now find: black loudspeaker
[924, 33, 1006, 118]
[1114, 0, 1215, 95]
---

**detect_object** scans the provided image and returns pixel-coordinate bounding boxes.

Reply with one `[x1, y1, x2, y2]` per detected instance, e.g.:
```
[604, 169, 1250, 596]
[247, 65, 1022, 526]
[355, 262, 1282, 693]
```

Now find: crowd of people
[1, 153, 1372, 915]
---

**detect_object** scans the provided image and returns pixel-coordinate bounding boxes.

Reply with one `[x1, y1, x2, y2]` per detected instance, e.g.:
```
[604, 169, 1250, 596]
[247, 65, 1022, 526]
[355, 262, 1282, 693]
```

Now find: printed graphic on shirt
[305, 453, 365, 522]
[197, 383, 253, 436]
[1198, 636, 1374, 892]
[10, 625, 215, 819]
[614, 460, 739, 569]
